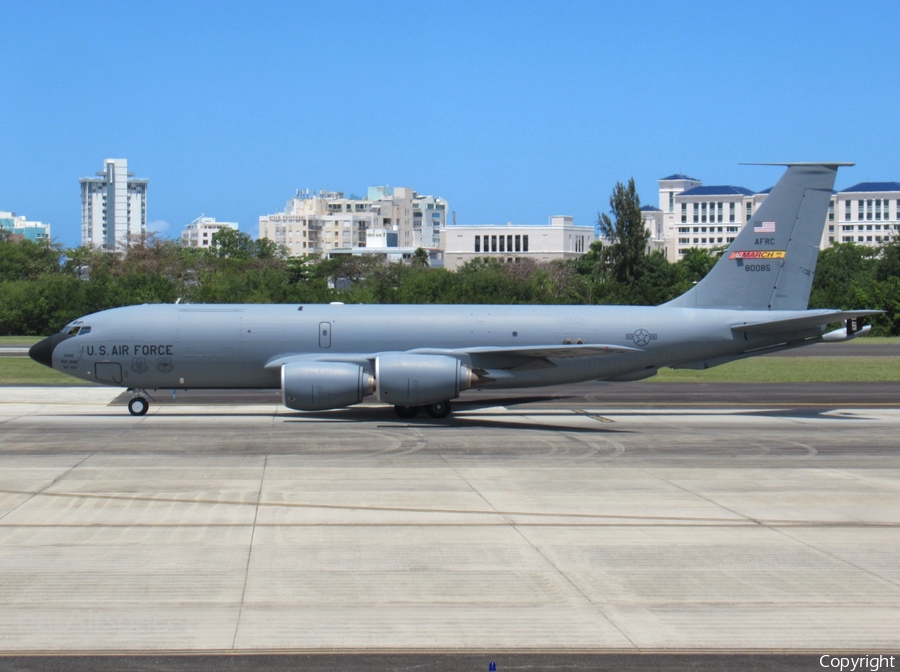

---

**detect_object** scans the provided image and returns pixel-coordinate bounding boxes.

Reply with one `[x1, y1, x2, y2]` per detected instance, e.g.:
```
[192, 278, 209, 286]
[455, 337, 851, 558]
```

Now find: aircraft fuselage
[45, 302, 821, 391]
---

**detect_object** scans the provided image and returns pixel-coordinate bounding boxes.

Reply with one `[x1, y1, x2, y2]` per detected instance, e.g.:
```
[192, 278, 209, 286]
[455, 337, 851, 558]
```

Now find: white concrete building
[647, 173, 900, 260]
[181, 216, 239, 248]
[327, 228, 443, 267]
[259, 187, 448, 258]
[0, 211, 50, 242]
[442, 216, 594, 271]
[80, 159, 148, 251]
[833, 182, 900, 245]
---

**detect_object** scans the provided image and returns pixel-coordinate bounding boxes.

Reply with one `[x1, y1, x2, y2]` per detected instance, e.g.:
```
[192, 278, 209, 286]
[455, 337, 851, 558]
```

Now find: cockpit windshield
[64, 325, 91, 336]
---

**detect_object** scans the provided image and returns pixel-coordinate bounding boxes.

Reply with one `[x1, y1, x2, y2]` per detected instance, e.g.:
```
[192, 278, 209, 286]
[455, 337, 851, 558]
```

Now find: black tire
[394, 405, 420, 419]
[128, 396, 149, 416]
[425, 401, 452, 419]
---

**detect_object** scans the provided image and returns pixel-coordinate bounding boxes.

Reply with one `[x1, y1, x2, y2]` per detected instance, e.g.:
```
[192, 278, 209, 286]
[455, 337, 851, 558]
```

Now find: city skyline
[2, 0, 899, 249]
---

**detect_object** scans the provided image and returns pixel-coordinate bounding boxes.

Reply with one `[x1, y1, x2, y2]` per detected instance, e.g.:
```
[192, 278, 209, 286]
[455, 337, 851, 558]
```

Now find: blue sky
[2, 0, 899, 248]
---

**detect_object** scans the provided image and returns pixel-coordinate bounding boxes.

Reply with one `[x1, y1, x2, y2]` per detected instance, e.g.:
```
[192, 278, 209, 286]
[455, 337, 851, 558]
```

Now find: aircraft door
[95, 362, 123, 384]
[319, 322, 332, 349]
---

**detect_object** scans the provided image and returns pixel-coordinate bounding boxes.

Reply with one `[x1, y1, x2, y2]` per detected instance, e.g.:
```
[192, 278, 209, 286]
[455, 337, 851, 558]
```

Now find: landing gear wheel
[426, 400, 452, 419]
[128, 396, 149, 416]
[394, 405, 420, 419]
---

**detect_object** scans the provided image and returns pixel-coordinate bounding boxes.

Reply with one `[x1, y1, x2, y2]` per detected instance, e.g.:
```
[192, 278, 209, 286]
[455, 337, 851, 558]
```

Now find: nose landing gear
[128, 396, 149, 416]
[126, 389, 153, 416]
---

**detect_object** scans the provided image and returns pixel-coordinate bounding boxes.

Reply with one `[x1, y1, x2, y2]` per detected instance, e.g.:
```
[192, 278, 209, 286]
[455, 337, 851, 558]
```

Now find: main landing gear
[126, 389, 153, 416]
[394, 400, 452, 420]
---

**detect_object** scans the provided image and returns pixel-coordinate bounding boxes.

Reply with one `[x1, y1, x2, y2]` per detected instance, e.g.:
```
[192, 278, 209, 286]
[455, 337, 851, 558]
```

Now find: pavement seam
[644, 470, 768, 528]
[0, 487, 895, 526]
[766, 524, 900, 592]
[0, 452, 94, 524]
[231, 452, 269, 650]
[441, 438, 638, 649]
[646, 469, 900, 593]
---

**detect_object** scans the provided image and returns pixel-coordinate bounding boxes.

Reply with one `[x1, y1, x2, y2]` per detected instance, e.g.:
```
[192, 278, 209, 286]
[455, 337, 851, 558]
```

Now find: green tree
[210, 228, 257, 259]
[253, 236, 284, 260]
[875, 239, 900, 283]
[809, 243, 877, 310]
[0, 238, 64, 281]
[597, 178, 649, 284]
[410, 247, 430, 268]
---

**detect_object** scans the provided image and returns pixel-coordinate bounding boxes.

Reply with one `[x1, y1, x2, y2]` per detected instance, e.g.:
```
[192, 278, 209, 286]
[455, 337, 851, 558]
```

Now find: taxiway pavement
[0, 384, 898, 655]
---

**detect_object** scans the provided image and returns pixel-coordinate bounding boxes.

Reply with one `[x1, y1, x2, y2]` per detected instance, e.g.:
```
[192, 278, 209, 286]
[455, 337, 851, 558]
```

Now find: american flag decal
[754, 221, 776, 233]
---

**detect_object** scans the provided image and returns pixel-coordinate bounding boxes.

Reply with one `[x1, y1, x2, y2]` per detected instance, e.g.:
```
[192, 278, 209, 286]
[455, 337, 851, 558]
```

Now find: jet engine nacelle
[282, 361, 375, 411]
[375, 354, 476, 407]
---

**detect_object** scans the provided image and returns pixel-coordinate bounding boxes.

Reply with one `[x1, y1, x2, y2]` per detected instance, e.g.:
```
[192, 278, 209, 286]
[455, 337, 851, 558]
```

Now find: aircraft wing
[412, 343, 641, 359]
[731, 310, 882, 335]
[265, 343, 640, 373]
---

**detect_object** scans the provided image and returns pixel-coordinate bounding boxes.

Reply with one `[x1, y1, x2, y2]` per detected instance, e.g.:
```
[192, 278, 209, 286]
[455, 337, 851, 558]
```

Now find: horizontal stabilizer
[732, 310, 882, 335]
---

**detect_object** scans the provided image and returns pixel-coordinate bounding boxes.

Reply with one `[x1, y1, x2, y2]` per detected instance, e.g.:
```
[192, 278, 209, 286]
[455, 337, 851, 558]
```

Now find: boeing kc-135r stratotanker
[30, 163, 879, 418]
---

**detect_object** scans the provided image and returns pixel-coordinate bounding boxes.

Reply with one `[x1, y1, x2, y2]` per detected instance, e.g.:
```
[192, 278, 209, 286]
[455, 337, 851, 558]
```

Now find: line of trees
[2, 184, 899, 336]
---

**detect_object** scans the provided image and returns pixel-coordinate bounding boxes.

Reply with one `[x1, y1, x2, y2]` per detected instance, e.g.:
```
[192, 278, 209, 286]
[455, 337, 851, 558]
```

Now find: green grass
[0, 358, 90, 385]
[0, 336, 42, 346]
[650, 356, 900, 383]
[853, 336, 900, 344]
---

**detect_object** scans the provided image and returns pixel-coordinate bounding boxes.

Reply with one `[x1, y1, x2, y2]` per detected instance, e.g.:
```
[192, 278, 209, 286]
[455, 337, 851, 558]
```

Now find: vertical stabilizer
[665, 163, 849, 310]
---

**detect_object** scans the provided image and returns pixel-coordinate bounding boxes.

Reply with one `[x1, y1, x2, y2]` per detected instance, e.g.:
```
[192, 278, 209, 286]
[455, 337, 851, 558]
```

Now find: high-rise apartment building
[259, 186, 448, 257]
[80, 159, 148, 250]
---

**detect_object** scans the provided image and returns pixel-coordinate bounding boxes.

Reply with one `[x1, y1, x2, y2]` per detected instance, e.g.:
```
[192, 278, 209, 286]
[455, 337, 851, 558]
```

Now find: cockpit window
[79, 326, 91, 335]
[67, 326, 81, 335]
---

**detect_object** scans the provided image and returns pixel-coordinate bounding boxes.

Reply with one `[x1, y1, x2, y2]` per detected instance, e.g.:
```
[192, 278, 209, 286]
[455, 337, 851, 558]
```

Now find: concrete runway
[0, 384, 898, 662]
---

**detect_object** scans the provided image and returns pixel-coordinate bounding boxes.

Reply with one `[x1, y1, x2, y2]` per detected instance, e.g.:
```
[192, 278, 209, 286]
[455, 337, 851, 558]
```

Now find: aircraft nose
[29, 333, 73, 369]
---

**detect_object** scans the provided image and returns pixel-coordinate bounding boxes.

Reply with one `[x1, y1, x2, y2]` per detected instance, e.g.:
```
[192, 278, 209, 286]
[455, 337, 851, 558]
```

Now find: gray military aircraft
[31, 162, 878, 418]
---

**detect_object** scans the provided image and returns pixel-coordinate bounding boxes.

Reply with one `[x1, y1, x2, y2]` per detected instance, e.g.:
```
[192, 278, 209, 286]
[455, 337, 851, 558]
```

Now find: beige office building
[442, 216, 594, 271]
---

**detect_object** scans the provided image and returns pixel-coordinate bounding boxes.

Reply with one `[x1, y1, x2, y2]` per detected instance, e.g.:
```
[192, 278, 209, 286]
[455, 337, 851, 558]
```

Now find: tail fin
[665, 162, 851, 310]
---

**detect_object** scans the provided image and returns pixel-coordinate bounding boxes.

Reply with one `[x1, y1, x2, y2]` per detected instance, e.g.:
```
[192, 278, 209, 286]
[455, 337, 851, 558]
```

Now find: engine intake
[282, 361, 375, 411]
[376, 354, 476, 407]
